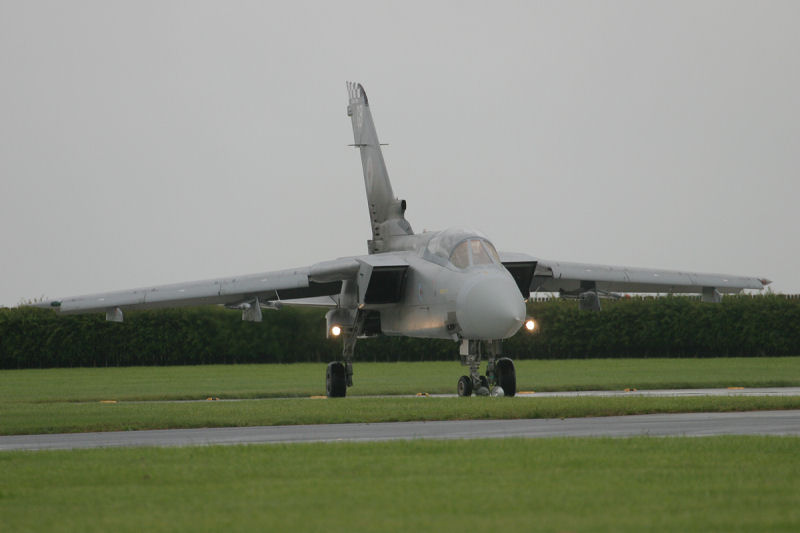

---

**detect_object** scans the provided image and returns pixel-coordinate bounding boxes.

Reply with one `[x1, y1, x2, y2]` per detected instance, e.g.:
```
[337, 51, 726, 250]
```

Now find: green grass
[3, 357, 800, 403]
[3, 395, 800, 436]
[1, 437, 798, 532]
[2, 357, 800, 435]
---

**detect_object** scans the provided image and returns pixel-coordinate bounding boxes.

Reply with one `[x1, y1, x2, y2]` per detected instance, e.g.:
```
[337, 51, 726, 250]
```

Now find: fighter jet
[32, 82, 770, 397]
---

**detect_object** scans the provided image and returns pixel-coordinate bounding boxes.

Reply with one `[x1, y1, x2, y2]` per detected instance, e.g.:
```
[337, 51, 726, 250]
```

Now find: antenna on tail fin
[347, 82, 413, 254]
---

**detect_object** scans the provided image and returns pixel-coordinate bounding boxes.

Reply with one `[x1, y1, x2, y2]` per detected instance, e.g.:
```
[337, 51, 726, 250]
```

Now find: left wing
[500, 251, 770, 308]
[31, 258, 362, 322]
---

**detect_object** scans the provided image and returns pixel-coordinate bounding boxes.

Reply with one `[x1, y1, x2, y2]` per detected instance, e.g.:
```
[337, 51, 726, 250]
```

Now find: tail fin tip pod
[346, 81, 368, 106]
[346, 82, 413, 254]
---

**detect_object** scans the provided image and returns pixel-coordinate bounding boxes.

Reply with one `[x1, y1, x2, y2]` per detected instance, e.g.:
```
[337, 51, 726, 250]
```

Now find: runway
[3, 410, 799, 451]
[123, 387, 800, 404]
[423, 387, 800, 399]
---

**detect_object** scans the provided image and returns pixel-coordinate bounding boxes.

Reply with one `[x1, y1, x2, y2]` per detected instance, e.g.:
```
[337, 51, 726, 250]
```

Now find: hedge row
[1, 295, 798, 368]
[510, 295, 800, 359]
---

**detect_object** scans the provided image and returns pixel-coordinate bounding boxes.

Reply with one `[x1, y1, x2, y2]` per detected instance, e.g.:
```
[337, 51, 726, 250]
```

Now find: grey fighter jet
[32, 82, 770, 397]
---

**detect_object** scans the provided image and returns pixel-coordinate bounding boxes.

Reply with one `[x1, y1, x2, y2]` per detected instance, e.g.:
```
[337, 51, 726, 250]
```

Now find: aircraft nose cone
[456, 274, 526, 340]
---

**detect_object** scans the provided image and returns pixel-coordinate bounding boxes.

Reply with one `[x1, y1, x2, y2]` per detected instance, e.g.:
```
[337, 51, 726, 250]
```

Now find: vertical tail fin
[347, 82, 413, 253]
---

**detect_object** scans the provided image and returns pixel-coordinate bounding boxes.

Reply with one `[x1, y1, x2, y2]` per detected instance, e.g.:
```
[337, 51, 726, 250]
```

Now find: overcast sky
[1, 1, 798, 307]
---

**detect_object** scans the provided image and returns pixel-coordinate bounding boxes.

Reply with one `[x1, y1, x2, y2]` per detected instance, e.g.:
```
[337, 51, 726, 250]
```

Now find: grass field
[3, 361, 799, 531]
[2, 357, 800, 435]
[3, 357, 800, 403]
[4, 394, 800, 435]
[2, 436, 799, 532]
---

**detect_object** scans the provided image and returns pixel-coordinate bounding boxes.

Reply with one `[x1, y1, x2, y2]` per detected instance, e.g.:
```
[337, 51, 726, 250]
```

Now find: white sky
[1, 1, 798, 306]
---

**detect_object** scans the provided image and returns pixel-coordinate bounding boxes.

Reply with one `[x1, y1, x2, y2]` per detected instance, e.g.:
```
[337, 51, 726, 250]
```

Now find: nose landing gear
[494, 357, 516, 396]
[456, 339, 517, 397]
[457, 375, 473, 397]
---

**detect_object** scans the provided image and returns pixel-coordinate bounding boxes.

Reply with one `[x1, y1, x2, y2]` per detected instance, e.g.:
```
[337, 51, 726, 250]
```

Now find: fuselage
[364, 227, 526, 341]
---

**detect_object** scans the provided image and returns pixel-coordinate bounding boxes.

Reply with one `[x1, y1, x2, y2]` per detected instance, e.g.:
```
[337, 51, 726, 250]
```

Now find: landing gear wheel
[326, 362, 347, 398]
[475, 375, 490, 396]
[495, 358, 516, 397]
[457, 375, 473, 397]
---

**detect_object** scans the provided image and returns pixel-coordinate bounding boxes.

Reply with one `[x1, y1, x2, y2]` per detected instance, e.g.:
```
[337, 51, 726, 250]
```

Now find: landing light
[330, 325, 342, 337]
[524, 319, 536, 332]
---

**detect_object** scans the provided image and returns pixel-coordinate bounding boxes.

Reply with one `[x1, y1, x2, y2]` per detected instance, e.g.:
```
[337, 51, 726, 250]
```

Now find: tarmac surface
[3, 409, 799, 451]
[121, 387, 800, 403]
[424, 387, 800, 399]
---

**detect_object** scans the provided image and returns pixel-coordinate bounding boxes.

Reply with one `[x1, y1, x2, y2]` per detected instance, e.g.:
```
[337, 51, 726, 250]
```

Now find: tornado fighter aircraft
[33, 82, 770, 397]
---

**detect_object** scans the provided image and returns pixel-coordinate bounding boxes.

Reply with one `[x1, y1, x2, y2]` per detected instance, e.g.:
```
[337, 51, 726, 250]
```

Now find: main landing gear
[457, 339, 516, 397]
[326, 361, 348, 398]
[326, 328, 517, 399]
[326, 315, 360, 398]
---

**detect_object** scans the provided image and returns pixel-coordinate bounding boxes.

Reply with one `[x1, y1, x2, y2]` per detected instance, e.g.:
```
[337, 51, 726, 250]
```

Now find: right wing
[530, 258, 768, 294]
[31, 258, 361, 322]
[500, 251, 770, 308]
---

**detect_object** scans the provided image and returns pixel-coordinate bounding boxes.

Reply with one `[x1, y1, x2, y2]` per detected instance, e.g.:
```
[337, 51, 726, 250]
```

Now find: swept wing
[500, 251, 769, 306]
[33, 258, 364, 321]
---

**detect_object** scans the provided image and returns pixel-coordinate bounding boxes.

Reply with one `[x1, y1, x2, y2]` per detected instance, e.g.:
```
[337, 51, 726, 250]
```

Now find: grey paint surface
[532, 259, 766, 294]
[2, 410, 799, 451]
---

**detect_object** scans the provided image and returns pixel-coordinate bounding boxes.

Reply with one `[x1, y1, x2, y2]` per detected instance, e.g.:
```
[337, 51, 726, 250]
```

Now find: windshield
[425, 228, 500, 269]
[449, 239, 500, 268]
[450, 241, 471, 269]
[470, 240, 492, 265]
[482, 240, 501, 263]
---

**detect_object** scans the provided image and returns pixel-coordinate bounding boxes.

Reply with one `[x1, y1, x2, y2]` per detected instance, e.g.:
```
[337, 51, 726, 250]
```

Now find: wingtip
[18, 300, 60, 310]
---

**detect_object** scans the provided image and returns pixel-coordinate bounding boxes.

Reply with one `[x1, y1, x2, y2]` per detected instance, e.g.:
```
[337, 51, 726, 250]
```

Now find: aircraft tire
[457, 375, 473, 397]
[326, 362, 347, 398]
[495, 358, 516, 397]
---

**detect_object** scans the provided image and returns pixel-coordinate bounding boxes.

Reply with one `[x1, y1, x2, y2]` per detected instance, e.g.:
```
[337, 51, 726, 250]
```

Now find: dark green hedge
[1, 295, 798, 368]
[507, 295, 800, 359]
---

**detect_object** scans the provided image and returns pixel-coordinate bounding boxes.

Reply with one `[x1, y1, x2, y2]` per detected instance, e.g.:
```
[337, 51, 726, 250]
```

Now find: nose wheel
[456, 339, 517, 397]
[494, 357, 516, 396]
[457, 375, 473, 397]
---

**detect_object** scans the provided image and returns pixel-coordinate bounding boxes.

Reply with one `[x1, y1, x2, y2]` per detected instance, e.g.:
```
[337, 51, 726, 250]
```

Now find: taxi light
[524, 319, 536, 332]
[330, 325, 342, 337]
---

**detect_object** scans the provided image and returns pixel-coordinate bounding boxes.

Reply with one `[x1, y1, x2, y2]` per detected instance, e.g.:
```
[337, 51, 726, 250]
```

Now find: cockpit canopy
[425, 227, 501, 269]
